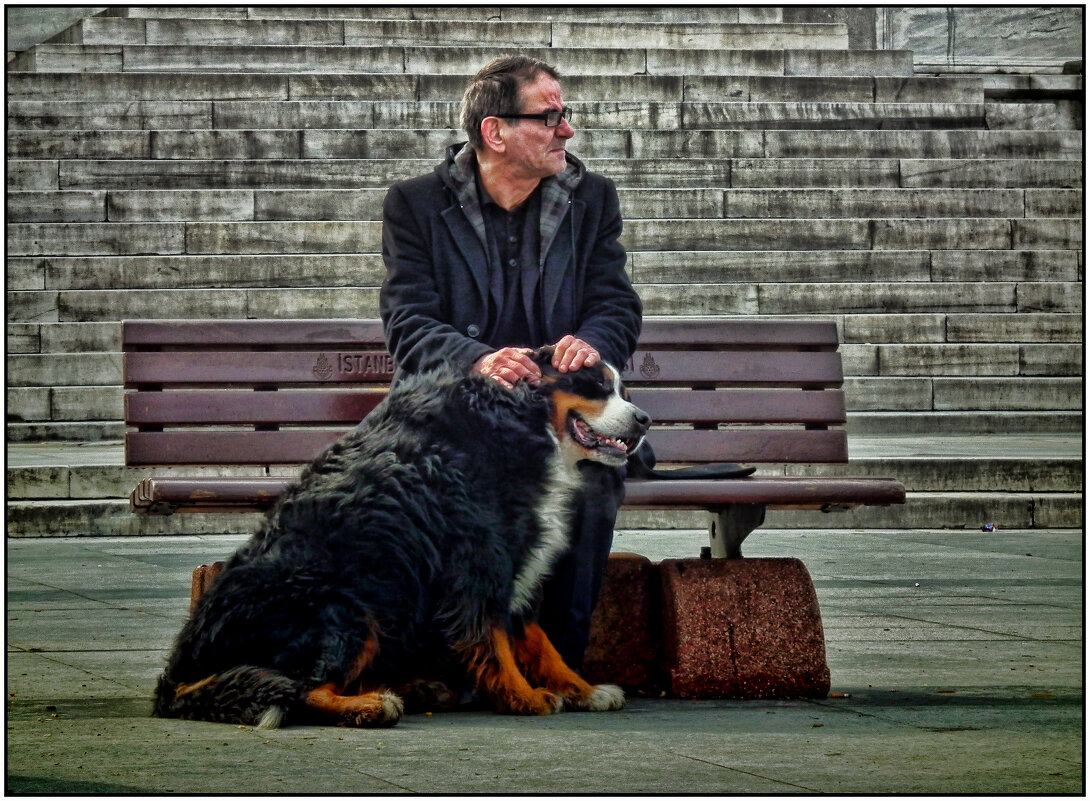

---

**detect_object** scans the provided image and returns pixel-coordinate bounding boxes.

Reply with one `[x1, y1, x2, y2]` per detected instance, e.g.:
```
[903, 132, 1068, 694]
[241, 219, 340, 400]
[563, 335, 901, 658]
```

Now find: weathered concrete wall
[874, 7, 1084, 72]
[6, 7, 105, 53]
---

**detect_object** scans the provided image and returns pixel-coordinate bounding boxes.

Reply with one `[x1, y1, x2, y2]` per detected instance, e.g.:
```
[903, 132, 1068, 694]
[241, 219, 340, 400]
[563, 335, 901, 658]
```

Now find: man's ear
[480, 116, 507, 154]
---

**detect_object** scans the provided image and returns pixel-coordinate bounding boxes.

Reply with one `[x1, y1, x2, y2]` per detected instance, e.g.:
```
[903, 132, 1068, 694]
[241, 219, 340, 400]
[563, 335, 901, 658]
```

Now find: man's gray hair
[460, 55, 561, 151]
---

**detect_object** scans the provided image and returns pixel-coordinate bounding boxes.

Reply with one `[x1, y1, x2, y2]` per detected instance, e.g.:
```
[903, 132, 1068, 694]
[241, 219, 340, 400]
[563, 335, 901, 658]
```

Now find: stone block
[659, 558, 830, 699]
[1019, 344, 1082, 377]
[147, 18, 343, 46]
[7, 131, 150, 160]
[946, 312, 1083, 343]
[7, 161, 58, 191]
[617, 188, 722, 220]
[1017, 283, 1083, 314]
[8, 72, 288, 102]
[583, 553, 663, 692]
[344, 20, 549, 47]
[7, 222, 186, 257]
[878, 344, 1020, 377]
[124, 44, 403, 74]
[403, 46, 646, 76]
[628, 130, 763, 159]
[732, 157, 900, 188]
[6, 388, 50, 422]
[934, 377, 1083, 411]
[630, 283, 758, 316]
[108, 190, 254, 223]
[184, 221, 380, 255]
[554, 22, 847, 50]
[646, 48, 783, 77]
[931, 251, 1079, 282]
[11, 100, 213, 132]
[6, 352, 121, 387]
[254, 189, 385, 221]
[842, 313, 946, 343]
[871, 219, 1011, 251]
[151, 131, 301, 160]
[630, 250, 926, 285]
[784, 49, 913, 77]
[843, 377, 933, 412]
[288, 73, 417, 100]
[623, 219, 868, 252]
[1012, 219, 1082, 251]
[900, 159, 1081, 189]
[1026, 190, 1082, 218]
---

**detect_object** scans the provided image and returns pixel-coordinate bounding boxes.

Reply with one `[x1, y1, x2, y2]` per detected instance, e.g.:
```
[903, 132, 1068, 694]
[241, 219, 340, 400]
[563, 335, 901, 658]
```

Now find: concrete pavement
[5, 527, 1084, 794]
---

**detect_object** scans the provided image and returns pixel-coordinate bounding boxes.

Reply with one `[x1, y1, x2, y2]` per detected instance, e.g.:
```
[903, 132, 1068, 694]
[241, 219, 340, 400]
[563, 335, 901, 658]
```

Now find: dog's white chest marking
[509, 438, 581, 615]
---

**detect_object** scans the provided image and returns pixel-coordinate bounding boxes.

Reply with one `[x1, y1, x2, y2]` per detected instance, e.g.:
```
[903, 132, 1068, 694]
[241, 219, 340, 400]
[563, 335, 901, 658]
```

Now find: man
[379, 55, 642, 670]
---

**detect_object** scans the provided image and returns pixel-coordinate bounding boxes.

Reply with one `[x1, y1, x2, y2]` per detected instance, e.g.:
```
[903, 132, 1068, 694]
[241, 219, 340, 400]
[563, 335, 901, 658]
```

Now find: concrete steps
[6, 437, 1082, 537]
[4, 6, 1082, 535]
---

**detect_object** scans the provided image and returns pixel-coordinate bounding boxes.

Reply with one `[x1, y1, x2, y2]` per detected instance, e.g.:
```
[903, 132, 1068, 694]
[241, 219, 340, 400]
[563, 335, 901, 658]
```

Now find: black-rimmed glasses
[495, 107, 573, 128]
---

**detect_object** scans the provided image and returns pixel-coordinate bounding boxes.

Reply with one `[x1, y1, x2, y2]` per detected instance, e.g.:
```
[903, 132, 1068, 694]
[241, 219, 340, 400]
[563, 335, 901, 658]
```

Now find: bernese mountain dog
[153, 348, 650, 728]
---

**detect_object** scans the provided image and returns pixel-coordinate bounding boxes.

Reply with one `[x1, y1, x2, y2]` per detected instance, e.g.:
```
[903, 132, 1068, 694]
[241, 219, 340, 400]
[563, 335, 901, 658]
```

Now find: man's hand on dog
[472, 336, 599, 390]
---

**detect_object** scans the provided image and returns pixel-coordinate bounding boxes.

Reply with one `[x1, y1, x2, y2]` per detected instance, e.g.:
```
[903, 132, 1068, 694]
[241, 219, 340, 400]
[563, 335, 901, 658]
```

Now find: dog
[153, 347, 650, 728]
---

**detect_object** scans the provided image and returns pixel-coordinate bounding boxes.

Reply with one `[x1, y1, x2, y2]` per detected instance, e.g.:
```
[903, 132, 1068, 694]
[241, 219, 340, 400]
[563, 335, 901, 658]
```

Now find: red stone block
[582, 553, 663, 692]
[189, 561, 224, 614]
[660, 557, 830, 699]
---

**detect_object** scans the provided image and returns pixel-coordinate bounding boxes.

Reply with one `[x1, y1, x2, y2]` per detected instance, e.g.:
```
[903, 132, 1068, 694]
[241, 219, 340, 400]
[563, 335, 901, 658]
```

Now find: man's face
[502, 72, 575, 180]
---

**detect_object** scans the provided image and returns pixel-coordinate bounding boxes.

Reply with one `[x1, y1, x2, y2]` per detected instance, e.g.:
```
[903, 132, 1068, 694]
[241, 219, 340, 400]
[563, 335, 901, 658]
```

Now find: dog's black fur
[153, 349, 649, 728]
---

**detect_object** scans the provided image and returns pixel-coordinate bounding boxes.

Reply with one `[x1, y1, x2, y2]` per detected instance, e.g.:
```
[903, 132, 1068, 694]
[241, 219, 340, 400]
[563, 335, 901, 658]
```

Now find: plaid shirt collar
[447, 142, 584, 268]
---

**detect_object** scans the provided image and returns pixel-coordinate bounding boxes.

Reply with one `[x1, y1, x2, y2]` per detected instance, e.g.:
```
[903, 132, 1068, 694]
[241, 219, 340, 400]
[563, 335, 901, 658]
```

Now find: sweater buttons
[467, 324, 481, 338]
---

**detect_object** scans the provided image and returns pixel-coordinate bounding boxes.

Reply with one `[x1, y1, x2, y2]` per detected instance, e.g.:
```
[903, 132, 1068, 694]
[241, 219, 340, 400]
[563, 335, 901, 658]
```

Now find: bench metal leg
[707, 504, 766, 558]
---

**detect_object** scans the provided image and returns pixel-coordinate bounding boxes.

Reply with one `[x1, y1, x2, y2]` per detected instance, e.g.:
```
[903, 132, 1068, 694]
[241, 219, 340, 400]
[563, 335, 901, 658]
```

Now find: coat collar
[442, 142, 585, 268]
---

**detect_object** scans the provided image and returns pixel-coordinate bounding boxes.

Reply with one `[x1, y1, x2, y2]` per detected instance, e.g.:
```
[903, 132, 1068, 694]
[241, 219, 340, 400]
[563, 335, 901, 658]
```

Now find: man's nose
[556, 117, 575, 138]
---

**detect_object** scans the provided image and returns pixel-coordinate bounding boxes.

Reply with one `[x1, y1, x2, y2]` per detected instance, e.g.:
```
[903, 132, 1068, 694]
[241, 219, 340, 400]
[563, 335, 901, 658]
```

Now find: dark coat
[379, 144, 642, 377]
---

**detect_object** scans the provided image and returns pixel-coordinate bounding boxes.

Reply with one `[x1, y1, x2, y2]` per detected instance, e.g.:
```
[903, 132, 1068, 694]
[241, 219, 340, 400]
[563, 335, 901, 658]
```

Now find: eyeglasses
[495, 107, 573, 128]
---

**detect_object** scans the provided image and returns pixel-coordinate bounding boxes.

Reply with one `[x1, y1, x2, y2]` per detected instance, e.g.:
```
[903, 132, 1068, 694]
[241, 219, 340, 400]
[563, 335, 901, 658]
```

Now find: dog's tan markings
[174, 675, 216, 697]
[550, 390, 609, 442]
[461, 627, 563, 715]
[514, 623, 625, 712]
[304, 683, 403, 728]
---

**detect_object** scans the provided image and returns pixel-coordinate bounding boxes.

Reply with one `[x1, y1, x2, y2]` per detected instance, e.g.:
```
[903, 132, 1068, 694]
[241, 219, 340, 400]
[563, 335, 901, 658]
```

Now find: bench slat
[125, 349, 842, 388]
[621, 350, 843, 387]
[648, 429, 848, 464]
[124, 388, 844, 427]
[131, 474, 904, 515]
[125, 428, 847, 466]
[127, 430, 344, 466]
[125, 390, 387, 426]
[124, 350, 395, 386]
[631, 389, 846, 425]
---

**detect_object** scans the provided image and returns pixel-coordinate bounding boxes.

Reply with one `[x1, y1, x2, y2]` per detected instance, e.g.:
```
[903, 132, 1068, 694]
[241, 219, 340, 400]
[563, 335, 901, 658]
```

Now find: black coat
[379, 147, 643, 377]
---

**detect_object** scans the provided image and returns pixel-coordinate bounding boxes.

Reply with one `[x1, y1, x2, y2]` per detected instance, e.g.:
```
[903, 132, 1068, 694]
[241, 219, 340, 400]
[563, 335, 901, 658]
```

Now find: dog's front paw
[568, 683, 626, 712]
[499, 687, 564, 716]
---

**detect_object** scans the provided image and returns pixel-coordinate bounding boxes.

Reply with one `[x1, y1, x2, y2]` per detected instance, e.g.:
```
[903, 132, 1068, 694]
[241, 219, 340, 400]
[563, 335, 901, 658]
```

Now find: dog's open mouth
[568, 412, 639, 459]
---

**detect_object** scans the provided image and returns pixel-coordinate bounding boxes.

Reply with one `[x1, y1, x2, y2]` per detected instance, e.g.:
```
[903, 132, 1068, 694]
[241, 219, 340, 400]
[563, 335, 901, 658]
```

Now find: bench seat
[123, 317, 905, 557]
[133, 474, 905, 516]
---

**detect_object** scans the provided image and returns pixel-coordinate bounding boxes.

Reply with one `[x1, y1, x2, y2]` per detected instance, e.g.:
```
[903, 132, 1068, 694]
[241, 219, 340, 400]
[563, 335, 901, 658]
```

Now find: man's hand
[551, 335, 599, 373]
[472, 347, 541, 390]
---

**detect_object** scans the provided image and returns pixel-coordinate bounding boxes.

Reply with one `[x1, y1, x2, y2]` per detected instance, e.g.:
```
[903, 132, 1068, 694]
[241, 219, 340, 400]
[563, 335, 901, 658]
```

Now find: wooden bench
[123, 317, 905, 558]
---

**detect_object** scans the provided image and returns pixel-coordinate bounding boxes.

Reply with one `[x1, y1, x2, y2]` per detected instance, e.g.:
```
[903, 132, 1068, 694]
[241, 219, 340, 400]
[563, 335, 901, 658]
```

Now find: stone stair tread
[8, 128, 1081, 161]
[55, 16, 850, 50]
[7, 71, 984, 104]
[13, 44, 915, 77]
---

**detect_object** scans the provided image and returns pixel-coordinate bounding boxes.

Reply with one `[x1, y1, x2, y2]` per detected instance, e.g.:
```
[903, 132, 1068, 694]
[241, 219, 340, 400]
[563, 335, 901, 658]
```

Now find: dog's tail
[153, 666, 301, 729]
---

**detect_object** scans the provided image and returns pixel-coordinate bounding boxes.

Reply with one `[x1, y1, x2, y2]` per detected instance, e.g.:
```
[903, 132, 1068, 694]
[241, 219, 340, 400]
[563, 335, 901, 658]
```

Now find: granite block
[660, 557, 830, 699]
[583, 553, 663, 692]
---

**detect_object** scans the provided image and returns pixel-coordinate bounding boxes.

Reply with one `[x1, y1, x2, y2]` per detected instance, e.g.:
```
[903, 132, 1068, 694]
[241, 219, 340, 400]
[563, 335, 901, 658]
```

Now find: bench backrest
[122, 318, 847, 467]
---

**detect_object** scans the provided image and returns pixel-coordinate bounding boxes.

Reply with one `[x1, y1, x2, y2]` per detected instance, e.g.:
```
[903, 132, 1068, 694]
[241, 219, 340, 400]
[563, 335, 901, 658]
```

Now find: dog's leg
[302, 634, 403, 727]
[461, 626, 564, 715]
[514, 623, 625, 712]
[303, 684, 403, 727]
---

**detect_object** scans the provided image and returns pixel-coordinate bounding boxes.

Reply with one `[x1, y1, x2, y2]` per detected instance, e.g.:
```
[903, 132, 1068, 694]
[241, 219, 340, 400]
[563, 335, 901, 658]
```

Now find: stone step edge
[5, 492, 1082, 537]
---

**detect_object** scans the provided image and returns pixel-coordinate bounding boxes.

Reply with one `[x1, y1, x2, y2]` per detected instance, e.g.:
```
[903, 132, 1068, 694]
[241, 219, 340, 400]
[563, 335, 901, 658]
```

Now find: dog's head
[531, 348, 650, 468]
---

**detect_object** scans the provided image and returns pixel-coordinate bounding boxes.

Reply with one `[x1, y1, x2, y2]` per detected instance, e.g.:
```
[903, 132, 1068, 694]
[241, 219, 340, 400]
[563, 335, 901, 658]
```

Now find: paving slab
[4, 528, 1083, 794]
